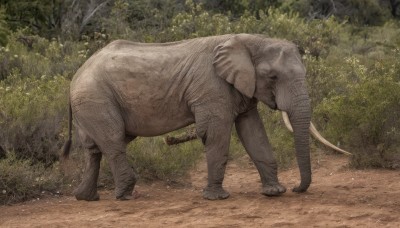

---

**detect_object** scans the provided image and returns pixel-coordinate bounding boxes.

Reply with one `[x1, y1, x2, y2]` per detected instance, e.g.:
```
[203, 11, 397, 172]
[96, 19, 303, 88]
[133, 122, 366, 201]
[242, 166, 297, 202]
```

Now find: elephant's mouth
[266, 92, 277, 110]
[268, 100, 277, 110]
[281, 112, 352, 156]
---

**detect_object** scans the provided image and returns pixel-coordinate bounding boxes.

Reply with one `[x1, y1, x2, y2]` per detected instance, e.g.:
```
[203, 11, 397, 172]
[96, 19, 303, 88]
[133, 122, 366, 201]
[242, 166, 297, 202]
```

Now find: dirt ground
[1, 153, 399, 227]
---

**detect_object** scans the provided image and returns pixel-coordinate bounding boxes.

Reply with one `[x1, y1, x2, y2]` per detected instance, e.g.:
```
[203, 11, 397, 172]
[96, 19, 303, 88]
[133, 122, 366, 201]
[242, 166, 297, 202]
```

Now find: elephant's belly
[123, 108, 195, 137]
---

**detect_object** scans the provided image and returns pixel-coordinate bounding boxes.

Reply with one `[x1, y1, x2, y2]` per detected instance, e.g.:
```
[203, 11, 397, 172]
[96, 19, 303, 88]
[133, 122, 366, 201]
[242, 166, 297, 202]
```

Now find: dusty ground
[1, 153, 399, 227]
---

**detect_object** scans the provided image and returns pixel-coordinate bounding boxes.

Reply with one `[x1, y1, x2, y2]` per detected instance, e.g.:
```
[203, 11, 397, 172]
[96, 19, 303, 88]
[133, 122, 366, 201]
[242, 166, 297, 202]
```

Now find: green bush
[280, 0, 392, 26]
[164, 0, 232, 41]
[101, 0, 133, 40]
[0, 30, 88, 80]
[260, 8, 343, 58]
[164, 4, 342, 59]
[314, 53, 400, 168]
[0, 153, 63, 205]
[126, 136, 203, 181]
[0, 73, 69, 165]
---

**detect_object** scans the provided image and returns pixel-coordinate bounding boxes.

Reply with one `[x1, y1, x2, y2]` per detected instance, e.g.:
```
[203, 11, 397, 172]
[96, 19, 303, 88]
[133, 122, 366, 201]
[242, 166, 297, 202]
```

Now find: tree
[60, 0, 113, 39]
[0, 0, 115, 39]
[0, 0, 63, 37]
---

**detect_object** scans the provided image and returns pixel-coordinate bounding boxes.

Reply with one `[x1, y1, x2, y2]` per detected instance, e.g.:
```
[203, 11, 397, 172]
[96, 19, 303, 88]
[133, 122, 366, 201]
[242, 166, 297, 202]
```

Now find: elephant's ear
[213, 36, 256, 98]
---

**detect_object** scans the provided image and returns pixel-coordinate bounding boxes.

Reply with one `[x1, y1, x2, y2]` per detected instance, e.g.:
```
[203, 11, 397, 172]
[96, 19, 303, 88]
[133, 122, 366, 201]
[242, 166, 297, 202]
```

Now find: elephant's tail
[61, 101, 72, 159]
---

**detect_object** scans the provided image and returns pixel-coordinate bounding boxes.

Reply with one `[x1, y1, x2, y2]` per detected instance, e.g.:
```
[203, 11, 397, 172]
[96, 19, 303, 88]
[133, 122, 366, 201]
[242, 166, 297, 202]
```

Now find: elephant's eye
[270, 75, 278, 80]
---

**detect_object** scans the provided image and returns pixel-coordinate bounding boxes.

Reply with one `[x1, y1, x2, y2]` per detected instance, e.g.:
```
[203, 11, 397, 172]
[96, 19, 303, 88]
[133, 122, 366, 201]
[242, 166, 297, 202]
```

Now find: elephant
[62, 33, 348, 201]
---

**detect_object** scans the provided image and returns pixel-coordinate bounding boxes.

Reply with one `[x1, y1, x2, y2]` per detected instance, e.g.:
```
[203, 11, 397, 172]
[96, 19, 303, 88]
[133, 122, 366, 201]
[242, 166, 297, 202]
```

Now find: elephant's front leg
[235, 107, 286, 196]
[196, 113, 233, 200]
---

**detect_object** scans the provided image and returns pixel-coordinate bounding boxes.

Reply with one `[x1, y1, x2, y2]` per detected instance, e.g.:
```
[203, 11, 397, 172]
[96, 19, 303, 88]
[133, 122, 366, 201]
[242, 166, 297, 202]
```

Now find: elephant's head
[212, 34, 313, 192]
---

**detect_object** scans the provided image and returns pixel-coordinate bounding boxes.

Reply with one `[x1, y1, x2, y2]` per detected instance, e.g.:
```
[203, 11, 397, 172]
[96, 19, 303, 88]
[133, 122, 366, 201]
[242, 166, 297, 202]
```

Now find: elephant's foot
[73, 186, 100, 201]
[203, 186, 230, 200]
[115, 186, 136, 200]
[261, 183, 286, 196]
[115, 175, 137, 200]
[116, 192, 133, 201]
[292, 184, 309, 193]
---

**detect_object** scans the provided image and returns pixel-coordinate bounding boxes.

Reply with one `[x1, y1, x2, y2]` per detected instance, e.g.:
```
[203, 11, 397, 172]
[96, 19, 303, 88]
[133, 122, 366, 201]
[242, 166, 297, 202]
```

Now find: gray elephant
[63, 34, 333, 201]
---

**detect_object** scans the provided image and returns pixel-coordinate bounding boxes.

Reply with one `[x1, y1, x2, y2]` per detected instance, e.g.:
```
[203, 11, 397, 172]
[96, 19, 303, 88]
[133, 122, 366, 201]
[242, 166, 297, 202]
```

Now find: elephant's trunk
[288, 96, 312, 193]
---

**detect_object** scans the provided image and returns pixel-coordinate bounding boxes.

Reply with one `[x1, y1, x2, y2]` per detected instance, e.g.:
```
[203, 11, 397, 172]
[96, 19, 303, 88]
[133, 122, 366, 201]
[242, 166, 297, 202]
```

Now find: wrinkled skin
[65, 34, 311, 201]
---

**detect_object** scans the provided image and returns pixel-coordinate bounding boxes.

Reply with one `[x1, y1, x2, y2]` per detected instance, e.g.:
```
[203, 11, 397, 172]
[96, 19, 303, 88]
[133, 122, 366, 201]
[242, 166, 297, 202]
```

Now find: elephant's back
[100, 34, 233, 55]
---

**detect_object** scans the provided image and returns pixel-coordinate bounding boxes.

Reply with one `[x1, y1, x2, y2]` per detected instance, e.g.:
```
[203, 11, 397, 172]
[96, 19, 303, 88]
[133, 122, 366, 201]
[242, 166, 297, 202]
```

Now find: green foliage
[0, 0, 62, 37]
[0, 30, 88, 80]
[303, 19, 400, 169]
[260, 8, 342, 58]
[0, 73, 69, 165]
[281, 0, 392, 26]
[164, 4, 342, 59]
[99, 0, 185, 42]
[127, 0, 183, 31]
[314, 53, 400, 168]
[200, 0, 278, 18]
[0, 153, 63, 205]
[166, 1, 232, 40]
[102, 0, 133, 40]
[126, 136, 203, 181]
[339, 0, 391, 25]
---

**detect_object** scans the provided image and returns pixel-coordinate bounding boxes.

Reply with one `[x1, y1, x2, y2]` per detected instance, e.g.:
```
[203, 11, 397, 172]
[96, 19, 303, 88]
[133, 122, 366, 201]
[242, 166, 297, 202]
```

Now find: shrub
[280, 0, 391, 26]
[0, 73, 69, 165]
[126, 136, 203, 181]
[101, 0, 133, 40]
[165, 0, 232, 41]
[0, 153, 63, 205]
[0, 30, 88, 80]
[314, 53, 400, 168]
[259, 8, 343, 58]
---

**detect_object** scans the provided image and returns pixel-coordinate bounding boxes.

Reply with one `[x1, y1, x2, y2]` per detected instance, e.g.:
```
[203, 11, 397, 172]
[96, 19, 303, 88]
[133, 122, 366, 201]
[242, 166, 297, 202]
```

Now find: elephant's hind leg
[73, 146, 102, 201]
[73, 100, 137, 200]
[102, 143, 137, 200]
[93, 120, 137, 200]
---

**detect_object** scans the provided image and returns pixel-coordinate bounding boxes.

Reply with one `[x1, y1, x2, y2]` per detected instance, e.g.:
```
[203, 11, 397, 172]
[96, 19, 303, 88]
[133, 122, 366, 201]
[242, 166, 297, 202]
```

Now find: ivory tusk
[309, 122, 352, 156]
[281, 112, 352, 156]
[282, 111, 293, 133]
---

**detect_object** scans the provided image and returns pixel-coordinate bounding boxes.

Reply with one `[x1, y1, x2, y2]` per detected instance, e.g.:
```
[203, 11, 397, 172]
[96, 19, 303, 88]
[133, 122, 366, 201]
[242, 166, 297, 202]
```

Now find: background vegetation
[0, 0, 399, 204]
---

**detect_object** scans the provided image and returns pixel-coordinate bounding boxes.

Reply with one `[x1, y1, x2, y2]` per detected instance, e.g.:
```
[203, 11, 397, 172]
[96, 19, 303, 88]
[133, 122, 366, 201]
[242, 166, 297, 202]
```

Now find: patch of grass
[126, 136, 203, 182]
[0, 152, 63, 205]
[0, 73, 69, 165]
